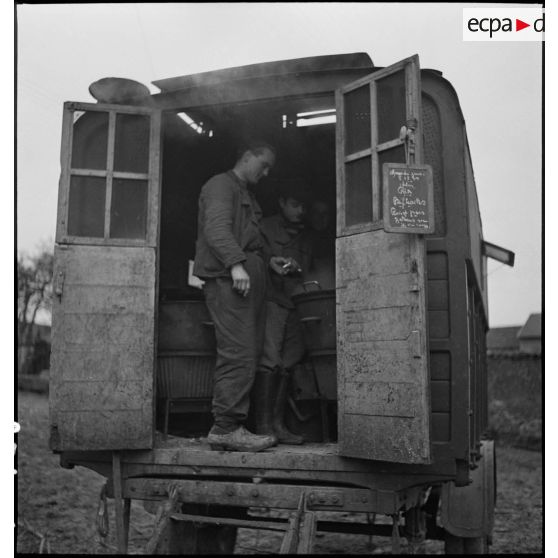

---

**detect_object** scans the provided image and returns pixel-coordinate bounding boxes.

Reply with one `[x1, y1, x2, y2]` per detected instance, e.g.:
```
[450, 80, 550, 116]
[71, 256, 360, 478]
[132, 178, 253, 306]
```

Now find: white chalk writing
[387, 167, 430, 230]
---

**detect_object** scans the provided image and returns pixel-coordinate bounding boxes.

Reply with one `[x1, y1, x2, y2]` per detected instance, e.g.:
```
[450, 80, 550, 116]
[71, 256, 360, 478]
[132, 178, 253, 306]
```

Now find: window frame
[336, 55, 422, 237]
[56, 101, 162, 247]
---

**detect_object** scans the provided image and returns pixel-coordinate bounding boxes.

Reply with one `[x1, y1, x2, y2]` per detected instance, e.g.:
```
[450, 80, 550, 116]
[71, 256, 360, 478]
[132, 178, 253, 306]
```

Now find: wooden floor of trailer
[61, 432, 457, 496]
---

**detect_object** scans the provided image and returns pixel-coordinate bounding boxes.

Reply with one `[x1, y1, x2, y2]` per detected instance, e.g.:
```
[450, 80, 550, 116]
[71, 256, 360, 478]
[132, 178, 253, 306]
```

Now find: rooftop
[518, 313, 542, 340]
[487, 313, 541, 357]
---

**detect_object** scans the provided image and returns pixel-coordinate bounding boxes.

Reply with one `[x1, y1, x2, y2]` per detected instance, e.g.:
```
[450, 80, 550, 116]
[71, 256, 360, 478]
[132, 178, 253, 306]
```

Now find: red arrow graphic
[516, 19, 530, 31]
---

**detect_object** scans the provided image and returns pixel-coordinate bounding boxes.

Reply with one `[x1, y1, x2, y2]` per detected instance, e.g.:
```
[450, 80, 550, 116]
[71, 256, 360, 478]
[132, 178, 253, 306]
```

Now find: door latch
[54, 270, 65, 298]
[399, 118, 418, 165]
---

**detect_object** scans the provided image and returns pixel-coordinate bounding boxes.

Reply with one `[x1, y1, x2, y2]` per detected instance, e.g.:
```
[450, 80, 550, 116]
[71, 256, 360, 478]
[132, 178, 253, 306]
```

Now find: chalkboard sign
[383, 163, 435, 234]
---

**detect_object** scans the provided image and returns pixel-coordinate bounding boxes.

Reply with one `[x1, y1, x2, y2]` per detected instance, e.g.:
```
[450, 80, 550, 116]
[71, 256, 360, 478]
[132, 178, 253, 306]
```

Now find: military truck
[49, 52, 514, 553]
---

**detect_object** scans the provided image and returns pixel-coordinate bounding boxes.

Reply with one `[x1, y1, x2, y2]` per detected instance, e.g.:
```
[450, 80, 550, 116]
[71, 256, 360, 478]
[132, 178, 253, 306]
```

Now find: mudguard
[441, 440, 496, 538]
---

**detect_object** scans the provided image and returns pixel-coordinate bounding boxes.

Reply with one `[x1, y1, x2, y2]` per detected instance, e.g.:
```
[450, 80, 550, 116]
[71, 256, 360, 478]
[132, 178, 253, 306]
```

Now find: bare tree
[17, 243, 54, 373]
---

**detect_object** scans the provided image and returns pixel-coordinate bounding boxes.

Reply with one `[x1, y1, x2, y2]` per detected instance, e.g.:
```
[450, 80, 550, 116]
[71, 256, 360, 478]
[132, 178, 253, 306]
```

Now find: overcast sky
[15, 2, 543, 328]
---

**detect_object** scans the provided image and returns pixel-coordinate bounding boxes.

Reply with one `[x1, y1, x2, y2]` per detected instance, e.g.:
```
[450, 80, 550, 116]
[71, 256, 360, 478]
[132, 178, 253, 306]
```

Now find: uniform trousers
[203, 253, 266, 432]
[259, 301, 306, 373]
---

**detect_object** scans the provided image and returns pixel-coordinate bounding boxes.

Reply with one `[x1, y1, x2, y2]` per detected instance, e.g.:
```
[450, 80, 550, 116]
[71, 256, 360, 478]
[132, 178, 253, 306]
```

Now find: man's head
[309, 200, 330, 232]
[234, 140, 276, 185]
[277, 180, 310, 225]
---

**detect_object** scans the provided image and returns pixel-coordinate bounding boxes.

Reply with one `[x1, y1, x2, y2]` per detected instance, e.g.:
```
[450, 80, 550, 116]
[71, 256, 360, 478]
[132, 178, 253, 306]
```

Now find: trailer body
[48, 52, 509, 552]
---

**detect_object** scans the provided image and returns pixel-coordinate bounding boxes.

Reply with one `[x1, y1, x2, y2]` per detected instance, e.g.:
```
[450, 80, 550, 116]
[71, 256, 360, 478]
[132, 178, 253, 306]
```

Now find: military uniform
[194, 171, 267, 433]
[259, 213, 312, 369]
[253, 213, 313, 444]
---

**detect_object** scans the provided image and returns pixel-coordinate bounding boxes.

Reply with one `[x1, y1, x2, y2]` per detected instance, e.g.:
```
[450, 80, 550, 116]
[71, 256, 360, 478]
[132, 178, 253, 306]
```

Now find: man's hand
[269, 256, 289, 276]
[269, 256, 301, 276]
[285, 257, 302, 274]
[230, 263, 250, 296]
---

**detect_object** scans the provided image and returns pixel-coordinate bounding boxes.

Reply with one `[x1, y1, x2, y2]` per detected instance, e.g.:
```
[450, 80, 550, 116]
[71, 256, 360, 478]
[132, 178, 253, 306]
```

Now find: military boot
[273, 370, 304, 445]
[207, 425, 276, 452]
[252, 369, 277, 438]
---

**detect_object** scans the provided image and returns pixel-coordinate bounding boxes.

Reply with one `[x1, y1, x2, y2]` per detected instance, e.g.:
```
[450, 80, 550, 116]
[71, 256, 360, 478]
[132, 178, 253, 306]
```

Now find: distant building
[517, 313, 542, 355]
[487, 312, 541, 356]
[486, 313, 542, 449]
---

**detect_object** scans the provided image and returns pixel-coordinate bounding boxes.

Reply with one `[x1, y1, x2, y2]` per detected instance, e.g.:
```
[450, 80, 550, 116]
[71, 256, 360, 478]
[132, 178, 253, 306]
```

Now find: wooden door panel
[54, 348, 150, 382]
[49, 244, 156, 451]
[50, 102, 161, 452]
[336, 55, 431, 463]
[337, 232, 430, 462]
[342, 415, 427, 464]
[344, 381, 420, 417]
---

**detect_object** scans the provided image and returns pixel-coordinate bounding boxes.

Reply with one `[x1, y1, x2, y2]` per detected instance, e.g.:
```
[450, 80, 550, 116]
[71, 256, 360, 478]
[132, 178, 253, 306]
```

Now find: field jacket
[193, 171, 264, 279]
[260, 213, 313, 309]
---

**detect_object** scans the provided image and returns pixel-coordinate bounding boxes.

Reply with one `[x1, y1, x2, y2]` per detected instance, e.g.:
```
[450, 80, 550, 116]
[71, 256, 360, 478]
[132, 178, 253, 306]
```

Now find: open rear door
[335, 55, 431, 463]
[49, 102, 162, 451]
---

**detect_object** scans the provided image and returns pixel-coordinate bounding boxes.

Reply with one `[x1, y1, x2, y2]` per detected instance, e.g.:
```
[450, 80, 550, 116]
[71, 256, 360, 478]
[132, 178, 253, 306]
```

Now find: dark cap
[276, 179, 312, 205]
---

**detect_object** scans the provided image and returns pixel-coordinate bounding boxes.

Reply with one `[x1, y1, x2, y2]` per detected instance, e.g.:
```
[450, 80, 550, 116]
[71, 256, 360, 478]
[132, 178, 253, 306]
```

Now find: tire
[464, 535, 489, 554]
[444, 533, 464, 554]
[444, 533, 489, 555]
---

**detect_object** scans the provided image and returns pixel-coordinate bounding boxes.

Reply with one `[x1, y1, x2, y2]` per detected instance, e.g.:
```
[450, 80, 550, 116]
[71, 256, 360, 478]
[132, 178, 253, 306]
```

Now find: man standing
[194, 140, 284, 452]
[253, 181, 312, 445]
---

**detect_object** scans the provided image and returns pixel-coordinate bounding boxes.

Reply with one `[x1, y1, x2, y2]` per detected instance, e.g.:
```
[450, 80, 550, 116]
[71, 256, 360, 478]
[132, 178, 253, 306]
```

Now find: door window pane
[110, 179, 148, 239]
[71, 112, 109, 170]
[345, 156, 372, 227]
[378, 144, 406, 169]
[376, 70, 406, 144]
[68, 176, 106, 237]
[344, 85, 371, 155]
[114, 114, 150, 173]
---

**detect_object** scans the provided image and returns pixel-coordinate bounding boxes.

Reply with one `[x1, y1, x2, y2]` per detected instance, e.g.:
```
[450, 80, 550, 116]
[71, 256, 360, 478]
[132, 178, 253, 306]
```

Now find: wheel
[441, 441, 496, 555]
[444, 532, 464, 554]
[444, 532, 489, 554]
[464, 535, 489, 554]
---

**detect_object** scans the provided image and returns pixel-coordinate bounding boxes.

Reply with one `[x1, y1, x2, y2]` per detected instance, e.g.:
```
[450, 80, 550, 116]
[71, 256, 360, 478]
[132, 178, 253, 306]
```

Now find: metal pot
[292, 286, 336, 353]
[158, 300, 216, 353]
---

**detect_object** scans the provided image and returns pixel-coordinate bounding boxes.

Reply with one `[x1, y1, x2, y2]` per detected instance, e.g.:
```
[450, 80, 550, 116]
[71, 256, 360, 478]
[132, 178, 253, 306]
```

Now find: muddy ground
[16, 391, 542, 554]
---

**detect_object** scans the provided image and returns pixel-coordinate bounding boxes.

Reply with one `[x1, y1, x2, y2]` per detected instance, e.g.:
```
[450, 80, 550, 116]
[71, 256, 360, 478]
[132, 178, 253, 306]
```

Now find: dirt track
[16, 391, 542, 554]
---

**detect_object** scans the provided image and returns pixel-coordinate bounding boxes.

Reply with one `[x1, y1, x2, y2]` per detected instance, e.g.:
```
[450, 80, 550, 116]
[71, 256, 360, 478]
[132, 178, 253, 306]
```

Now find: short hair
[236, 139, 276, 161]
[276, 179, 311, 205]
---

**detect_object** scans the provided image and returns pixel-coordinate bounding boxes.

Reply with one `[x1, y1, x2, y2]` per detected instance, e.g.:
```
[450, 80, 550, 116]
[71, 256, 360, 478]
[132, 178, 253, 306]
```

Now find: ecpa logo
[463, 8, 544, 41]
